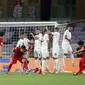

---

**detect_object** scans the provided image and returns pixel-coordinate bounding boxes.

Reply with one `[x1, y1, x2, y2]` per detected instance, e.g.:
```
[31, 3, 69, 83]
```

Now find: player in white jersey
[46, 27, 60, 73]
[16, 32, 31, 72]
[41, 29, 49, 74]
[62, 25, 75, 70]
[30, 29, 42, 73]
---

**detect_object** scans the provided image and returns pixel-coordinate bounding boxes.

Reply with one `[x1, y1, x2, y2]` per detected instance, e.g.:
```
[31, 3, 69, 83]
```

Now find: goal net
[0, 21, 59, 72]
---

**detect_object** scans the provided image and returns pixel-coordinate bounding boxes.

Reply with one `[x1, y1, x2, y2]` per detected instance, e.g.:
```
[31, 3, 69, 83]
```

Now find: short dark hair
[36, 28, 40, 30]
[77, 40, 84, 46]
[0, 31, 5, 37]
[66, 24, 72, 28]
[55, 27, 59, 30]
[20, 32, 24, 35]
[21, 44, 26, 50]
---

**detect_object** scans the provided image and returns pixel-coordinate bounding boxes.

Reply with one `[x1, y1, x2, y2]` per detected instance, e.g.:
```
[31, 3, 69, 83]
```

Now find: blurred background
[0, 0, 84, 21]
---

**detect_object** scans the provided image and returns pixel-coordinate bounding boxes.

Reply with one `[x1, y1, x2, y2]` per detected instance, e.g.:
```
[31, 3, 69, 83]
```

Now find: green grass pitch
[0, 72, 85, 85]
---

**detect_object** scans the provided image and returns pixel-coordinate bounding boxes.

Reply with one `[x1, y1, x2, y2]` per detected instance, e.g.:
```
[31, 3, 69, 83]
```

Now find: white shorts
[34, 48, 41, 58]
[52, 45, 60, 58]
[41, 48, 49, 58]
[62, 43, 72, 54]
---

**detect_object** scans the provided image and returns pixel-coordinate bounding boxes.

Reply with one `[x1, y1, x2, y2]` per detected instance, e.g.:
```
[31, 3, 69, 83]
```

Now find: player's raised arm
[30, 33, 38, 40]
[45, 26, 52, 34]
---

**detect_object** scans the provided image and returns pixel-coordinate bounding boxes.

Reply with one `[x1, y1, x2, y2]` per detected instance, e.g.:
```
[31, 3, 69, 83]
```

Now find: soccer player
[41, 29, 49, 74]
[7, 45, 28, 73]
[0, 31, 5, 58]
[46, 27, 60, 73]
[62, 24, 75, 70]
[30, 28, 42, 73]
[74, 40, 85, 75]
[16, 32, 31, 72]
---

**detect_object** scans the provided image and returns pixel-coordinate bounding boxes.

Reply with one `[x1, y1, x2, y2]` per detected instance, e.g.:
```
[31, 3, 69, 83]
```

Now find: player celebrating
[46, 27, 60, 73]
[74, 41, 85, 75]
[16, 32, 31, 72]
[7, 45, 28, 73]
[0, 31, 5, 58]
[30, 28, 42, 73]
[41, 29, 49, 74]
[62, 24, 76, 70]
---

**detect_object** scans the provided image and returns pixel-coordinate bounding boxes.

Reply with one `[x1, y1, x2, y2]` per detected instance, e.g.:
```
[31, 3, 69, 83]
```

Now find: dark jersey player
[7, 45, 28, 73]
[74, 40, 85, 75]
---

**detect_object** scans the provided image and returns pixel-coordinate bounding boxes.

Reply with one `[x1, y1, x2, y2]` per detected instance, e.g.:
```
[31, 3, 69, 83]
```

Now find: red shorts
[11, 56, 25, 64]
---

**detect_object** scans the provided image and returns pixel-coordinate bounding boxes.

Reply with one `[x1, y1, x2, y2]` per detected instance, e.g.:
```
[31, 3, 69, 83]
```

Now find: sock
[41, 60, 45, 73]
[21, 63, 24, 72]
[39, 59, 42, 69]
[28, 64, 30, 70]
[56, 59, 60, 72]
[70, 53, 74, 64]
[54, 59, 60, 71]
[23, 61, 28, 71]
[8, 63, 13, 72]
[63, 55, 66, 67]
[54, 59, 56, 70]
[46, 59, 49, 70]
[35, 59, 38, 68]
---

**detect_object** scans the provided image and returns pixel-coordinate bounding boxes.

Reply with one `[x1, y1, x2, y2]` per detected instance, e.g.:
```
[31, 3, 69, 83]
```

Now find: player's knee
[22, 59, 25, 63]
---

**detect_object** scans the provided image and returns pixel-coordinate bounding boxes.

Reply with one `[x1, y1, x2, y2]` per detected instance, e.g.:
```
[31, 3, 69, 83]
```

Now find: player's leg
[7, 56, 17, 72]
[62, 44, 68, 69]
[68, 44, 75, 66]
[75, 59, 85, 75]
[45, 49, 49, 72]
[38, 49, 42, 74]
[41, 58, 46, 74]
[46, 57, 50, 72]
[53, 46, 60, 73]
[41, 48, 47, 74]
[24, 52, 31, 71]
[19, 57, 28, 73]
[34, 49, 39, 73]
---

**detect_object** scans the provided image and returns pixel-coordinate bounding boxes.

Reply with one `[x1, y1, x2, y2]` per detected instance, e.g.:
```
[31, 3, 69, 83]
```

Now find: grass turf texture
[0, 72, 85, 85]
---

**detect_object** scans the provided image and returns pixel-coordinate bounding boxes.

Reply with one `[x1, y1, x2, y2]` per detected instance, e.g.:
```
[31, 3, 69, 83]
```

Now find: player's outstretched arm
[30, 33, 38, 40]
[45, 26, 51, 34]
[74, 47, 84, 54]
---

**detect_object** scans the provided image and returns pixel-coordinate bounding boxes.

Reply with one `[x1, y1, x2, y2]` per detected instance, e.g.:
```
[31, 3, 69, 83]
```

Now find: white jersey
[34, 33, 42, 49]
[16, 38, 30, 50]
[62, 30, 71, 44]
[41, 34, 49, 49]
[52, 32, 60, 47]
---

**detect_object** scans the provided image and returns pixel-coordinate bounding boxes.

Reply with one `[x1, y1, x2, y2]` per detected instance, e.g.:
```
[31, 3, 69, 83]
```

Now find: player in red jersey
[74, 40, 85, 75]
[0, 31, 5, 58]
[7, 45, 28, 73]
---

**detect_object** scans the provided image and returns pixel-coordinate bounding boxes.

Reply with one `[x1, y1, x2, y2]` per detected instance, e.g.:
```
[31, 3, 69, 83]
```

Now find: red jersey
[82, 45, 85, 59]
[0, 37, 3, 46]
[16, 0, 23, 6]
[13, 47, 26, 58]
